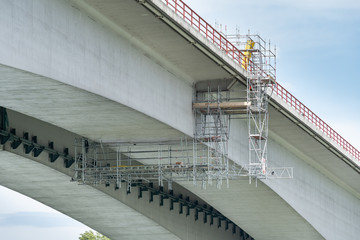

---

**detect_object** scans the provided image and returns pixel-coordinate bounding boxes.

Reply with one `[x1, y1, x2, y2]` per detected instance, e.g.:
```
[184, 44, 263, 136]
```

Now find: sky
[0, 186, 91, 240]
[1, 0, 360, 239]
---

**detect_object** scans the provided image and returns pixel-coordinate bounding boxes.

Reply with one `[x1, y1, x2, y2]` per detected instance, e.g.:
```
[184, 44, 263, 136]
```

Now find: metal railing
[163, 0, 269, 79]
[160, 0, 360, 162]
[274, 83, 360, 161]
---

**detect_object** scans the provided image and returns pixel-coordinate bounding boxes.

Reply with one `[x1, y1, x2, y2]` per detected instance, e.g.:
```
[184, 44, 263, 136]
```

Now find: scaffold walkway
[73, 138, 293, 191]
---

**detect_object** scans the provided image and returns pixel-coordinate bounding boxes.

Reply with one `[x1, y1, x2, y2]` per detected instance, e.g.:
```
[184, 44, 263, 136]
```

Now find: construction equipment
[72, 30, 292, 190]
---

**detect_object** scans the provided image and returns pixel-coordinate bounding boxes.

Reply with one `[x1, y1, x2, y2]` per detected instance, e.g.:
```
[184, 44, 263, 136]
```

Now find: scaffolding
[226, 29, 276, 80]
[73, 137, 293, 191]
[193, 87, 230, 187]
[192, 31, 287, 181]
[73, 138, 261, 192]
[72, 32, 292, 190]
[228, 31, 277, 180]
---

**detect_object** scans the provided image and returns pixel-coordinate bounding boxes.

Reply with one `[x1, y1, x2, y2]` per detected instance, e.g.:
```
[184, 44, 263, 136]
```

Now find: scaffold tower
[193, 86, 231, 187]
[228, 31, 276, 179]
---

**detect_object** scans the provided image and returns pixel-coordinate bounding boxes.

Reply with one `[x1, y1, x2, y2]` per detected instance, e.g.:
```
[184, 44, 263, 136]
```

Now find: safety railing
[160, 0, 360, 162]
[163, 0, 269, 79]
[274, 83, 360, 161]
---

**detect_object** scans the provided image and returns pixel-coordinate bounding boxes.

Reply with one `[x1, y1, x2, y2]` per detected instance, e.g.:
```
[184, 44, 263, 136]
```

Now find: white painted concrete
[270, 91, 360, 168]
[0, 63, 184, 142]
[182, 179, 324, 239]
[265, 136, 360, 239]
[268, 106, 360, 197]
[0, 0, 194, 136]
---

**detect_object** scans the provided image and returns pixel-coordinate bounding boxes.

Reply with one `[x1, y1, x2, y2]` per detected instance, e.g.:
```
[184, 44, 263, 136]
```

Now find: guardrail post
[190, 11, 193, 26]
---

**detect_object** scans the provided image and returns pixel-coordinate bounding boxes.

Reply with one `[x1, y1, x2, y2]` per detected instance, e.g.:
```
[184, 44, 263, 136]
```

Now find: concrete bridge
[0, 0, 359, 239]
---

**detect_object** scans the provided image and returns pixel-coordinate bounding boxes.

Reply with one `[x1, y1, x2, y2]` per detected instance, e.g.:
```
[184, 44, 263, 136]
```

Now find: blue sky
[1, 0, 360, 239]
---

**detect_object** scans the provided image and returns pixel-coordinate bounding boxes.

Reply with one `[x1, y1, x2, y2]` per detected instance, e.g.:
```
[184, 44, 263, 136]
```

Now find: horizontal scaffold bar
[193, 101, 250, 110]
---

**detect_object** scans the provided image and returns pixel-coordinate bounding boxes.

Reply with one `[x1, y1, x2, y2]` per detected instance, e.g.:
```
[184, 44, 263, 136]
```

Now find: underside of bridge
[0, 67, 342, 239]
[0, 0, 359, 239]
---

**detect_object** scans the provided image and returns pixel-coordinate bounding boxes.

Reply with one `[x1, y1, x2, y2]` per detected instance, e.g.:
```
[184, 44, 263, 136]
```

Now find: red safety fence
[162, 0, 360, 162]
[274, 83, 360, 161]
[163, 0, 268, 79]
